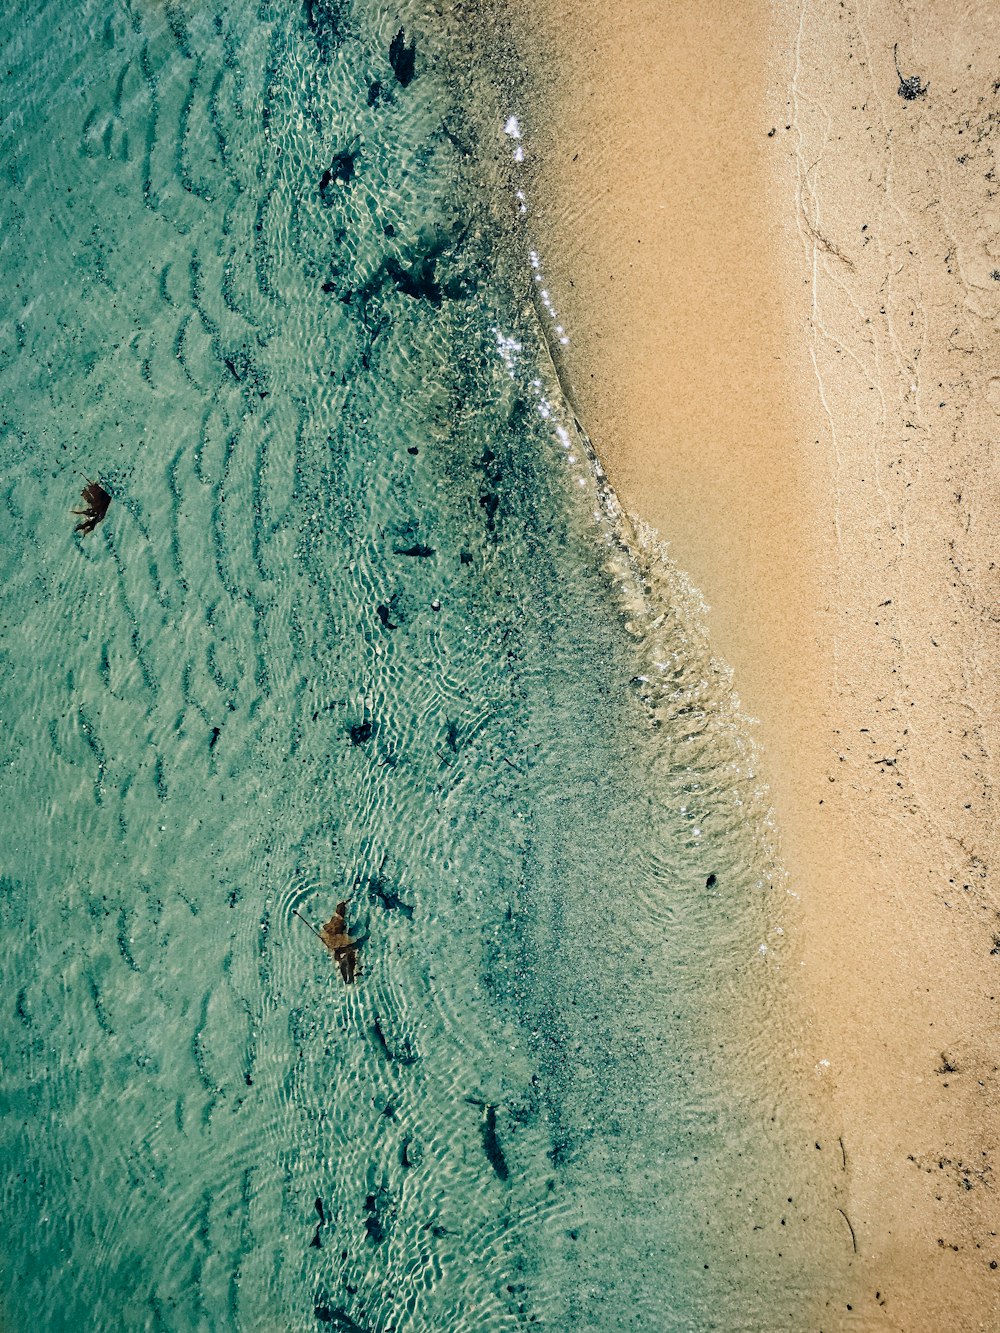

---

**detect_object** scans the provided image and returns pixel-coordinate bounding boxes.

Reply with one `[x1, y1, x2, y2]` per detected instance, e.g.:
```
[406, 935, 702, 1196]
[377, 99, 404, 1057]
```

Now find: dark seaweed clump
[385, 255, 440, 306]
[313, 1304, 368, 1331]
[319, 148, 355, 200]
[483, 1104, 509, 1181]
[363, 1183, 394, 1244]
[388, 27, 415, 86]
[303, 0, 346, 61]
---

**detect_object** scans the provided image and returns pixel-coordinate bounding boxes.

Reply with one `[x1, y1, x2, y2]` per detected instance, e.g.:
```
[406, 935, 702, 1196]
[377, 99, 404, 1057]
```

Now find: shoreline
[497, 0, 1000, 1326]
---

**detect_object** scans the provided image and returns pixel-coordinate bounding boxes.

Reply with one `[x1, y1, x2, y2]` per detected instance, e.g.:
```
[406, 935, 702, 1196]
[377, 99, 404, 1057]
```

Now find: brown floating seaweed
[294, 901, 363, 983]
[73, 479, 111, 535]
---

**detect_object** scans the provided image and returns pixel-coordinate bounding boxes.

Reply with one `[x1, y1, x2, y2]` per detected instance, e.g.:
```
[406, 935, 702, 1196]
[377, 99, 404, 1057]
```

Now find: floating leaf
[294, 900, 366, 982]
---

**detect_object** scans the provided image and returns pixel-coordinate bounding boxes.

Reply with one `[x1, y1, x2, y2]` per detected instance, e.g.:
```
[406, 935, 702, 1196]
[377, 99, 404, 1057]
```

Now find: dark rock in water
[376, 604, 396, 630]
[460, 551, 473, 565]
[383, 222, 396, 238]
[309, 1226, 322, 1248]
[479, 492, 499, 530]
[705, 872, 717, 889]
[315, 1308, 333, 1324]
[315, 1197, 325, 1223]
[406, 444, 417, 454]
[393, 543, 434, 558]
[385, 255, 441, 306]
[349, 721, 373, 745]
[209, 726, 221, 751]
[366, 80, 382, 107]
[319, 149, 355, 201]
[388, 27, 415, 86]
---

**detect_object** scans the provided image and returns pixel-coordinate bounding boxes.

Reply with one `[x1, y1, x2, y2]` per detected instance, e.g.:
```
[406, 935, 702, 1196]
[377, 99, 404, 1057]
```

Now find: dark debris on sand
[894, 43, 927, 101]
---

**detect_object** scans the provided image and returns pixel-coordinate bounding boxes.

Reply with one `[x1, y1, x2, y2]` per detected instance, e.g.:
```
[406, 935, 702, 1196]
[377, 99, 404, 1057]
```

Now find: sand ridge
[498, 0, 1000, 1325]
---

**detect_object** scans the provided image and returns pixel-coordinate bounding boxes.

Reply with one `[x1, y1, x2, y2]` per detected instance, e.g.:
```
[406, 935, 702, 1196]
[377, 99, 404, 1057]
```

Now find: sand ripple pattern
[0, 1, 846, 1329]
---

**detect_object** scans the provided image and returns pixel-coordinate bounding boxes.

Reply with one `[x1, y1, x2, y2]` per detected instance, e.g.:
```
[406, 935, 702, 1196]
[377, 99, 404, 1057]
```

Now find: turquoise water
[0, 2, 852, 1329]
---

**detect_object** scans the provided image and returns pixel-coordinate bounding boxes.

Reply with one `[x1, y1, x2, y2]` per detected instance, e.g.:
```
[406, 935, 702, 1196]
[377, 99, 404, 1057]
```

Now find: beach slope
[501, 0, 1000, 1325]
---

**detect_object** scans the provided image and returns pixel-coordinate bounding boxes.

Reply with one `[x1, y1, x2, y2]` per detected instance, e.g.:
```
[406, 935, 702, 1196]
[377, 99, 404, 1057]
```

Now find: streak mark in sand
[792, 0, 845, 560]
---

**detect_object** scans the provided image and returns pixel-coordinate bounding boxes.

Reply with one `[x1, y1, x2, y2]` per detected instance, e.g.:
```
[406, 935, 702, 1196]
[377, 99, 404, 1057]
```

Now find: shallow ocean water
[0, 2, 850, 1329]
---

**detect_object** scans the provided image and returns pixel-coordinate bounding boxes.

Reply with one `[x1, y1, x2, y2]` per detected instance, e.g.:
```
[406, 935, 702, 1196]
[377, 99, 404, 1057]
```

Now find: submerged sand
[501, 0, 1000, 1326]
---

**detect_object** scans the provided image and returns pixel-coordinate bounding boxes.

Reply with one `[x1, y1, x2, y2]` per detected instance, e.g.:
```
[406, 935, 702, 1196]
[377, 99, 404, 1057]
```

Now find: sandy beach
[500, 0, 1000, 1325]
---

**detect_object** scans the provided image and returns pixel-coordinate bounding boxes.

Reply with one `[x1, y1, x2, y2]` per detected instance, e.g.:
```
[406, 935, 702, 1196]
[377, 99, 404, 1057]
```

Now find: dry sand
[497, 0, 1000, 1326]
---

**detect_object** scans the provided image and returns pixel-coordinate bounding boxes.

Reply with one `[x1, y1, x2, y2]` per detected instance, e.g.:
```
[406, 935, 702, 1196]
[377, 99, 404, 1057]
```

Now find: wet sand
[501, 0, 1000, 1325]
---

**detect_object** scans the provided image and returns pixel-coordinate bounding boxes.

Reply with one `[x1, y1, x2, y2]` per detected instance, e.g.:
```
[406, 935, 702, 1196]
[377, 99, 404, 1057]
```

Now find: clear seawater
[0, 2, 852, 1329]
